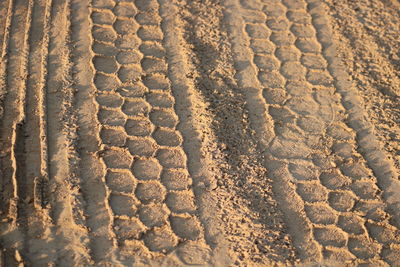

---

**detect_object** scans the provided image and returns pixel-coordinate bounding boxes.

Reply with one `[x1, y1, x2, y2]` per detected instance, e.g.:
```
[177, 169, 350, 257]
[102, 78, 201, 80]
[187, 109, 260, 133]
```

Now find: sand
[0, 0, 399, 266]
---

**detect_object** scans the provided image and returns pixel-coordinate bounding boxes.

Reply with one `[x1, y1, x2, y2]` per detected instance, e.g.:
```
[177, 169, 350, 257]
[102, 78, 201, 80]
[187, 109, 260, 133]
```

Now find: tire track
[25, 0, 52, 222]
[324, 0, 400, 175]
[0, 0, 12, 58]
[73, 0, 230, 264]
[223, 0, 321, 262]
[19, 0, 55, 263]
[226, 0, 400, 264]
[306, 0, 400, 225]
[0, 0, 32, 222]
[158, 0, 230, 264]
[325, 1, 399, 99]
[272, 0, 399, 264]
[305, 0, 400, 264]
[45, 0, 91, 264]
[172, 0, 298, 264]
[0, 0, 12, 109]
[328, 0, 400, 81]
[71, 0, 118, 264]
[82, 0, 222, 264]
[0, 0, 32, 263]
[0, 0, 399, 265]
[234, 0, 400, 264]
[0, 6, 12, 226]
[284, 0, 399, 263]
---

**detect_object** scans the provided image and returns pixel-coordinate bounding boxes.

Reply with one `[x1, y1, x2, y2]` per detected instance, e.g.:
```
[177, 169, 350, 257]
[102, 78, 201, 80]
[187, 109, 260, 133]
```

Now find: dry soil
[0, 0, 399, 266]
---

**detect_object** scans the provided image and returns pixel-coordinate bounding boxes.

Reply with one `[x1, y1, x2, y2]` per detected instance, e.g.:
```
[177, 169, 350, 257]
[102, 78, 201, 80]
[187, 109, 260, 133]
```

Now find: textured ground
[0, 0, 399, 266]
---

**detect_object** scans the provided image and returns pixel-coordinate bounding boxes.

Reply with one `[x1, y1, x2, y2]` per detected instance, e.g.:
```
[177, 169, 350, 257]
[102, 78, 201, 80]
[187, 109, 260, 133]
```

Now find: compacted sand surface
[0, 0, 399, 266]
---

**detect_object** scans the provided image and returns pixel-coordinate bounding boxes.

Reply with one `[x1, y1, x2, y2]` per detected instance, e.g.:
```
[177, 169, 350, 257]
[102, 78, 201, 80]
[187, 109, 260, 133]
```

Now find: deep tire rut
[0, 0, 399, 266]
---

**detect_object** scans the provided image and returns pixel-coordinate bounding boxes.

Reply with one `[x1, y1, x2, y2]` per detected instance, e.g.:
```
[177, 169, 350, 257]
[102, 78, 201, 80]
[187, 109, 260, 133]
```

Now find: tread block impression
[131, 158, 162, 180]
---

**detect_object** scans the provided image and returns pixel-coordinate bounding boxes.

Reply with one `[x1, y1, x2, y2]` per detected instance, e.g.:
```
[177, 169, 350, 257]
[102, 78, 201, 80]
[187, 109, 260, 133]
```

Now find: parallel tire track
[0, 0, 32, 223]
[0, 0, 399, 265]
[0, 0, 53, 264]
[0, 2, 28, 263]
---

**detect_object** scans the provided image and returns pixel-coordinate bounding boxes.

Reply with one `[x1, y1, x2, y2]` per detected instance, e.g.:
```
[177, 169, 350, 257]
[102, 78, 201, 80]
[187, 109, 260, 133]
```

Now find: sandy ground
[0, 0, 399, 266]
